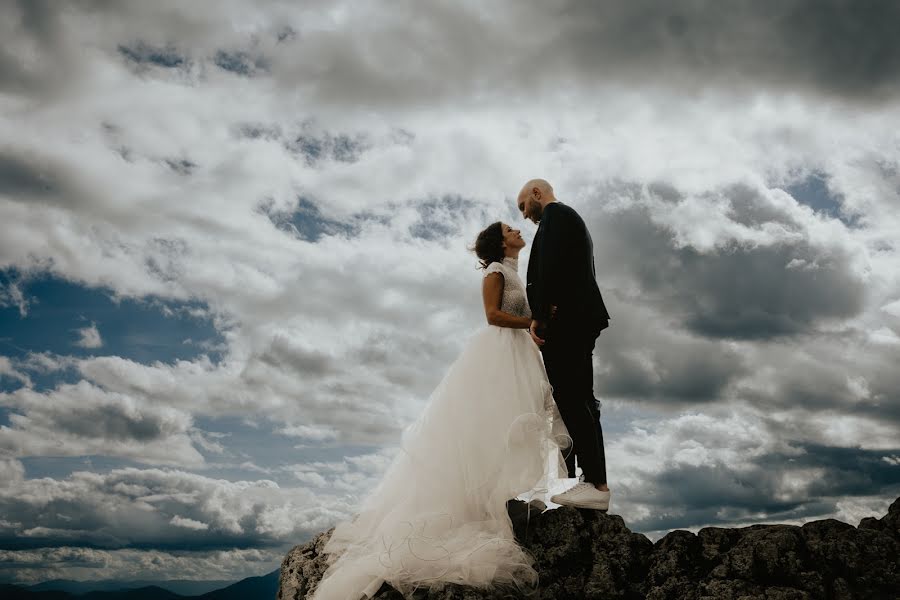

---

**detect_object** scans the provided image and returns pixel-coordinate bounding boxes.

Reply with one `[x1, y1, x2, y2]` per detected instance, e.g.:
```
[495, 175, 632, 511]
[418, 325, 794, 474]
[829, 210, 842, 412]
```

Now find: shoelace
[568, 482, 594, 493]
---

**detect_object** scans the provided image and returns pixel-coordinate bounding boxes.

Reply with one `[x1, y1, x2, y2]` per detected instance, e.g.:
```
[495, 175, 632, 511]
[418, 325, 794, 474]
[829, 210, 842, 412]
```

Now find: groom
[517, 178, 612, 511]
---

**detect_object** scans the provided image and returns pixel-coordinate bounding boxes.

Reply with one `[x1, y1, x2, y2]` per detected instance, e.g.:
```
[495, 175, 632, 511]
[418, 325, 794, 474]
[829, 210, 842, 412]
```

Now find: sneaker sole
[551, 496, 610, 511]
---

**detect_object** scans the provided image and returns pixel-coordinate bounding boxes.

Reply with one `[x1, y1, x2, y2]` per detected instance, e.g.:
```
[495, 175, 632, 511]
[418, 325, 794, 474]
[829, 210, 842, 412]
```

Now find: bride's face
[501, 223, 525, 251]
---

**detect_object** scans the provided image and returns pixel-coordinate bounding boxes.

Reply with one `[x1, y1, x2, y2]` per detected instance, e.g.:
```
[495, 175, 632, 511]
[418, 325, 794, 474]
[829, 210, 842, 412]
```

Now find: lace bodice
[483, 257, 532, 319]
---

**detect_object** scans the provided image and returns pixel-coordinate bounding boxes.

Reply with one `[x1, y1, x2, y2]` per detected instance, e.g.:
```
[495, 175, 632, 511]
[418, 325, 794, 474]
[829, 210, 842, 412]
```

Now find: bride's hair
[470, 221, 504, 269]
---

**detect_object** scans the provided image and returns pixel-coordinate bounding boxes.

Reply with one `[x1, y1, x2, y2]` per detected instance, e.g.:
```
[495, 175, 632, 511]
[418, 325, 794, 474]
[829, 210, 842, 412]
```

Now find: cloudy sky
[2, 0, 900, 586]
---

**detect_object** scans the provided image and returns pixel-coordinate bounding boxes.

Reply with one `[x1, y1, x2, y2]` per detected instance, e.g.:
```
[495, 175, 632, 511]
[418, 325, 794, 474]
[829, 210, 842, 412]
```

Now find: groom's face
[517, 194, 543, 224]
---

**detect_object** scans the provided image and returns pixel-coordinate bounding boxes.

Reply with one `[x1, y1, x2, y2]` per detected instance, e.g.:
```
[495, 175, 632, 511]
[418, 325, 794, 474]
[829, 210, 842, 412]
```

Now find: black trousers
[540, 329, 607, 485]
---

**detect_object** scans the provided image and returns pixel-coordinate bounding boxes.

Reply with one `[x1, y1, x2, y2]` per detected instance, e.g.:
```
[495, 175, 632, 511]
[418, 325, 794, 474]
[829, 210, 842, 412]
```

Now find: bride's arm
[482, 272, 532, 329]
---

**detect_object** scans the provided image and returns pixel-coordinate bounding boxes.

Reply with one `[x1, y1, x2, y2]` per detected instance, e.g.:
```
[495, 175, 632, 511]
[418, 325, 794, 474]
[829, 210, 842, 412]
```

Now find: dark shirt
[526, 202, 611, 338]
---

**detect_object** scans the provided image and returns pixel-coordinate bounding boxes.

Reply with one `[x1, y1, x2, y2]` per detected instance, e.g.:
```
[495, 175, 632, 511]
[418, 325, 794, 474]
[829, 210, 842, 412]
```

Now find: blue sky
[0, 269, 224, 371]
[2, 0, 900, 586]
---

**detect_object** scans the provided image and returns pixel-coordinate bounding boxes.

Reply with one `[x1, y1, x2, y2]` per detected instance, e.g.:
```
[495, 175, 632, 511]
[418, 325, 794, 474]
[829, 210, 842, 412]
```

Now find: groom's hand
[529, 320, 545, 346]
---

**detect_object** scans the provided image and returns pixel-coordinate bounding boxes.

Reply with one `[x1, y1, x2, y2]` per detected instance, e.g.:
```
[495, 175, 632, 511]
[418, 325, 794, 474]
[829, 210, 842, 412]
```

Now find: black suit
[527, 202, 610, 336]
[526, 201, 609, 484]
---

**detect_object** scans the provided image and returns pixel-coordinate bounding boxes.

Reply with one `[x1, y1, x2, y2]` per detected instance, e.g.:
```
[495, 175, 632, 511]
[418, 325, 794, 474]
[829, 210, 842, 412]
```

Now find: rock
[278, 529, 335, 600]
[279, 496, 900, 599]
[858, 496, 900, 540]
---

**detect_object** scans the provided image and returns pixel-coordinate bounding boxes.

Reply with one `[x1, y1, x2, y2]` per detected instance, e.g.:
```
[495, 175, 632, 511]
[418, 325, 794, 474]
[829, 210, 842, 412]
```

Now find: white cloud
[73, 322, 103, 349]
[0, 356, 31, 388]
[275, 424, 338, 442]
[0, 458, 25, 483]
[0, 278, 29, 316]
[881, 298, 900, 317]
[14, 351, 79, 375]
[170, 515, 209, 531]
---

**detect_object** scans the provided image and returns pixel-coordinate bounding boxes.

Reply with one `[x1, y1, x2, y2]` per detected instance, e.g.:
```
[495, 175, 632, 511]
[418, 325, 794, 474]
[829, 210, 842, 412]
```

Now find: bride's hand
[529, 320, 546, 346]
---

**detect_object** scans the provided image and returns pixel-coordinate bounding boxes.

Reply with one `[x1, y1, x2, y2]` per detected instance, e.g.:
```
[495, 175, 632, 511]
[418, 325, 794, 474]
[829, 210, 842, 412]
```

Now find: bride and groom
[311, 179, 612, 599]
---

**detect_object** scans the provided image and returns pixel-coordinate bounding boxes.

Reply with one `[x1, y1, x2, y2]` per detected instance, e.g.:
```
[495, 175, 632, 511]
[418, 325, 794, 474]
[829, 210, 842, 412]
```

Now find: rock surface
[279, 496, 900, 599]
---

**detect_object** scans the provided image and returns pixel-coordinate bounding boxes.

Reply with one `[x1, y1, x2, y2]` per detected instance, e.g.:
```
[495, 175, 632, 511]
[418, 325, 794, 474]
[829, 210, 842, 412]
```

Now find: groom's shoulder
[547, 202, 580, 224]
[549, 201, 575, 212]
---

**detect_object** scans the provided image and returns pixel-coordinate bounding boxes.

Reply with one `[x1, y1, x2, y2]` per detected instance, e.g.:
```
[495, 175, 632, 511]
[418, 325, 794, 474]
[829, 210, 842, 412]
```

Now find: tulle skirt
[311, 325, 572, 600]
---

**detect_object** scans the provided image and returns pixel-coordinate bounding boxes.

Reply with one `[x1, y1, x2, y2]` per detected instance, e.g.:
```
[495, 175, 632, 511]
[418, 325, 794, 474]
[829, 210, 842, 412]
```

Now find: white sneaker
[550, 482, 610, 510]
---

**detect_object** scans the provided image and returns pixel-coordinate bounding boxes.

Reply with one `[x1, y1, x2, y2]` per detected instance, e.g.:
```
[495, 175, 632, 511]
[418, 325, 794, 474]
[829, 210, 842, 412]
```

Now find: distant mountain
[81, 586, 182, 600]
[4, 569, 280, 600]
[0, 584, 181, 600]
[194, 569, 279, 600]
[1, 584, 71, 599]
[28, 579, 234, 596]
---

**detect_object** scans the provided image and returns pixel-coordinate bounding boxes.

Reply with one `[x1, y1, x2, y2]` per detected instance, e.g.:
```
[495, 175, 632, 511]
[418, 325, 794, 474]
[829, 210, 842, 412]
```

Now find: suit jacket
[526, 202, 611, 338]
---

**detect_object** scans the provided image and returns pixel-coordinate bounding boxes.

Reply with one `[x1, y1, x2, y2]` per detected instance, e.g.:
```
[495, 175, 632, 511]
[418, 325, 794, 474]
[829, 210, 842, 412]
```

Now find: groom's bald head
[516, 178, 556, 223]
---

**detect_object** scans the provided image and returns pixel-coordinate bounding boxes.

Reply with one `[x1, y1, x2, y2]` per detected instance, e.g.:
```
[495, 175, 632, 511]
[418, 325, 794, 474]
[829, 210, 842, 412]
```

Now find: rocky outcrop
[279, 496, 900, 599]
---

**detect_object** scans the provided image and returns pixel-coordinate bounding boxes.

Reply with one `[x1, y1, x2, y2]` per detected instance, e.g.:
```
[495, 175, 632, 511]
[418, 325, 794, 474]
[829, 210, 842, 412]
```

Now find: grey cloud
[584, 179, 881, 411]
[739, 346, 866, 412]
[6, 1, 900, 109]
[0, 0, 71, 97]
[550, 0, 900, 105]
[1, 1, 280, 102]
[61, 402, 171, 442]
[0, 150, 66, 200]
[595, 301, 748, 404]
[0, 147, 111, 217]
[599, 348, 744, 404]
[629, 466, 851, 533]
[21, 386, 187, 442]
[681, 241, 863, 340]
[636, 444, 900, 532]
[263, 0, 900, 107]
[729, 333, 900, 431]
[250, 333, 337, 378]
[867, 358, 900, 423]
[608, 412, 900, 534]
[781, 444, 900, 498]
[0, 382, 202, 465]
[725, 183, 804, 230]
[591, 191, 865, 341]
[633, 462, 787, 530]
[645, 181, 683, 205]
[0, 44, 34, 96]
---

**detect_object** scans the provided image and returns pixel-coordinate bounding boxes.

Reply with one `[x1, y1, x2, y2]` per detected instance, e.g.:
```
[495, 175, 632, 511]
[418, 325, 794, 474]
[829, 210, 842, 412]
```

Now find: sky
[2, 0, 900, 585]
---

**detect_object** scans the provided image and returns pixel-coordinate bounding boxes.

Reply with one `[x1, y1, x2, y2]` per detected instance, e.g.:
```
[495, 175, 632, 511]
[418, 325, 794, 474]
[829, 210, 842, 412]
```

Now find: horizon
[2, 0, 900, 587]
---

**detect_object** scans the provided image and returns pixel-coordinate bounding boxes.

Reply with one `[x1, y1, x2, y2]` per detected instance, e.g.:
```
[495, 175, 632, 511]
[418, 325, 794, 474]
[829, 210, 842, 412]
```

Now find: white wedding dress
[311, 256, 572, 600]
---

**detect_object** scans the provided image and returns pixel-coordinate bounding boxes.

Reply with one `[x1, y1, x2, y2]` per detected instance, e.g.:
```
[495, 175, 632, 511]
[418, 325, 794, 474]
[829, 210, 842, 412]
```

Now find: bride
[311, 222, 572, 600]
